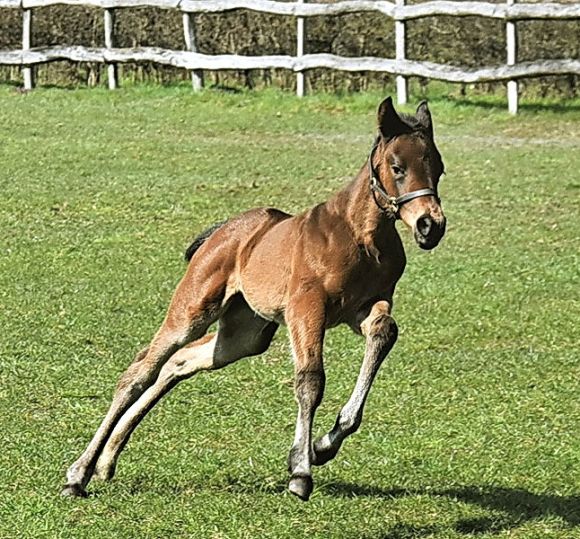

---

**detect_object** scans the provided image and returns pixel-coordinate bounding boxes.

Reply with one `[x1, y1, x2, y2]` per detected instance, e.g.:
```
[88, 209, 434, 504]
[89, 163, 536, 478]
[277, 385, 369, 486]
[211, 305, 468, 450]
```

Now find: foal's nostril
[417, 215, 432, 238]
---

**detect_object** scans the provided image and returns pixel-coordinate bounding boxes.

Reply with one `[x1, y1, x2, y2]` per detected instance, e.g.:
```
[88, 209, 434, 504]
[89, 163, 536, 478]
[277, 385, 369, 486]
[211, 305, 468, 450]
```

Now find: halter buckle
[370, 174, 399, 215]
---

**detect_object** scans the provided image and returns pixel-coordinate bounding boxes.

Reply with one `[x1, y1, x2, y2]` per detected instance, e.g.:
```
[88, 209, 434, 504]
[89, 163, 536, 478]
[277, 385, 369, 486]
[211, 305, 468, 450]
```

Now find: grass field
[0, 85, 579, 539]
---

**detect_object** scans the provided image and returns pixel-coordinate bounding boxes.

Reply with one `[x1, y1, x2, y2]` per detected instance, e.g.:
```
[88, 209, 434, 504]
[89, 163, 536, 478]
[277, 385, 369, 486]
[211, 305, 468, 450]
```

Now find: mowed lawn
[0, 85, 578, 539]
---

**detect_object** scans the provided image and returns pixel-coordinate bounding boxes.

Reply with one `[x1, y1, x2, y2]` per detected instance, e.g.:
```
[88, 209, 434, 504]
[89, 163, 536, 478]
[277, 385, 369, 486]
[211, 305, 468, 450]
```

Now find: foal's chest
[322, 252, 404, 327]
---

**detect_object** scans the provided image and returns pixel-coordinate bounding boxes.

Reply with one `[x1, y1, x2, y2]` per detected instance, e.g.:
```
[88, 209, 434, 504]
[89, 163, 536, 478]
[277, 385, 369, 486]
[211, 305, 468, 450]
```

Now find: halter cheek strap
[368, 139, 438, 217]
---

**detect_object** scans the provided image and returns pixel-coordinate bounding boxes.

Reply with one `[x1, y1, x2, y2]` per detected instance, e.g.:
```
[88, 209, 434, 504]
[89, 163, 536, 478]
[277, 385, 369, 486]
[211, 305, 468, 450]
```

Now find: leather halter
[368, 138, 438, 217]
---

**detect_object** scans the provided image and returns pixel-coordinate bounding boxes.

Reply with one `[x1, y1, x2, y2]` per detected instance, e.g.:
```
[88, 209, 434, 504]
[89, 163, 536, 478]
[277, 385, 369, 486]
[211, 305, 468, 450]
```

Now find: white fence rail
[2, 0, 579, 113]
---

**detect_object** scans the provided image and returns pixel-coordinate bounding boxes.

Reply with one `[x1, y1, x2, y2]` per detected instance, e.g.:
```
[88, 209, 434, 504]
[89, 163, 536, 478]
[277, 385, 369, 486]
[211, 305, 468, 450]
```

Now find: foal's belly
[238, 273, 288, 325]
[236, 217, 296, 324]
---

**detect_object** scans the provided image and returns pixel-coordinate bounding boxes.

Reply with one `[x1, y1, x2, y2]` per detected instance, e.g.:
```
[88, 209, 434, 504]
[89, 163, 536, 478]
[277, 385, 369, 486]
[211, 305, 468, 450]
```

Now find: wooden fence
[2, 0, 580, 113]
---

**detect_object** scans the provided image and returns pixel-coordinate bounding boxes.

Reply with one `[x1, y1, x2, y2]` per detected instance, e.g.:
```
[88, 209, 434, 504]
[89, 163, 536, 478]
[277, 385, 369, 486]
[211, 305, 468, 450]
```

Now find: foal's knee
[373, 315, 398, 347]
[295, 370, 326, 409]
[361, 301, 398, 349]
[115, 347, 172, 395]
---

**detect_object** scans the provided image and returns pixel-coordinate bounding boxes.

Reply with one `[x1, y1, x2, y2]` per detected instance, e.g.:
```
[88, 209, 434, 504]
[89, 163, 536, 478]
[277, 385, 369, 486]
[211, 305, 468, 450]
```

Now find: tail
[184, 220, 227, 262]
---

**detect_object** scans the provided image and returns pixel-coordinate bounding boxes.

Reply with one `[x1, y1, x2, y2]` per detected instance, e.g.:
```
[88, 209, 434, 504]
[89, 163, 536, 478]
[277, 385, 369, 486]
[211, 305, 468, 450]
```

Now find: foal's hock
[62, 96, 447, 501]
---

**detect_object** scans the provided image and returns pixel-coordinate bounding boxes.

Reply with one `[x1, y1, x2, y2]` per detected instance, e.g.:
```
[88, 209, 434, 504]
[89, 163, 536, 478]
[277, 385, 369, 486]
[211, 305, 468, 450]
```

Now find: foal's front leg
[313, 300, 398, 466]
[286, 293, 326, 501]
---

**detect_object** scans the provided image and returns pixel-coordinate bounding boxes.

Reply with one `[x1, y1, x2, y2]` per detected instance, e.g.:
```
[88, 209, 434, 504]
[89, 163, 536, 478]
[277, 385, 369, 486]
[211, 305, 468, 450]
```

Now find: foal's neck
[326, 163, 400, 260]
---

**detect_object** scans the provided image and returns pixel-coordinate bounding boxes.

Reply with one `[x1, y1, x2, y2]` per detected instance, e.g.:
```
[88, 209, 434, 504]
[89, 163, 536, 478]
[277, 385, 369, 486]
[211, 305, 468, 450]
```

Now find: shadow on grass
[324, 481, 580, 536]
[110, 474, 579, 537]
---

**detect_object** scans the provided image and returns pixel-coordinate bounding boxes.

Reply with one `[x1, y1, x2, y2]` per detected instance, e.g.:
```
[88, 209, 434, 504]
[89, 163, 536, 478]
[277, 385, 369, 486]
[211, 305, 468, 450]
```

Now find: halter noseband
[368, 138, 438, 218]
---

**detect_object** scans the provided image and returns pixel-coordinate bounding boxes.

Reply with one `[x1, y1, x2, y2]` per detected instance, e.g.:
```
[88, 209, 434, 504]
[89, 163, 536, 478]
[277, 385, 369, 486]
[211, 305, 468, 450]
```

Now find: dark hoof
[288, 475, 313, 501]
[60, 483, 88, 498]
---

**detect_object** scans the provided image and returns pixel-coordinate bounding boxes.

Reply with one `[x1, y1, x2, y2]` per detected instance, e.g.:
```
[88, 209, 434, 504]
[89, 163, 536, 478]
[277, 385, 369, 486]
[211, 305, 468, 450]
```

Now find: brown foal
[62, 96, 446, 501]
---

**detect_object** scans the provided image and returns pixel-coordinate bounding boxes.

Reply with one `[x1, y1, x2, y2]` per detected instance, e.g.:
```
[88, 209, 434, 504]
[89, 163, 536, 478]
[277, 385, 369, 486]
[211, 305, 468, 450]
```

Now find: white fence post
[22, 9, 33, 90]
[506, 0, 518, 114]
[104, 9, 118, 89]
[183, 12, 203, 91]
[395, 0, 408, 104]
[296, 0, 305, 97]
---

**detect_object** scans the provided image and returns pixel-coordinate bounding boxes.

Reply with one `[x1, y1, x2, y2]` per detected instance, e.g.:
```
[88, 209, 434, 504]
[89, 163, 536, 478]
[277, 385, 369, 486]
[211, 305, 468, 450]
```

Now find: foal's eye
[391, 165, 404, 177]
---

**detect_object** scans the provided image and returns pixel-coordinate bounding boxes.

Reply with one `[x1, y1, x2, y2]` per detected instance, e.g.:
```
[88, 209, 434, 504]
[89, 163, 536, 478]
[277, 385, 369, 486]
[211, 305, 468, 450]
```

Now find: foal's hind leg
[61, 276, 224, 497]
[313, 300, 398, 466]
[94, 294, 278, 483]
[93, 337, 212, 483]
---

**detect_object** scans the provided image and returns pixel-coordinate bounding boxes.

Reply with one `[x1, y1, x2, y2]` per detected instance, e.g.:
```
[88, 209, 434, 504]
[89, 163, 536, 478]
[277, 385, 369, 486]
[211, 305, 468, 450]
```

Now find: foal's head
[372, 97, 446, 250]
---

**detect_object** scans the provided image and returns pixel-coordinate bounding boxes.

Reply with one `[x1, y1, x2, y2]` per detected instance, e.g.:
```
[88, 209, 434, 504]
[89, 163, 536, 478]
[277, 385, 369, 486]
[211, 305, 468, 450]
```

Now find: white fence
[2, 0, 580, 113]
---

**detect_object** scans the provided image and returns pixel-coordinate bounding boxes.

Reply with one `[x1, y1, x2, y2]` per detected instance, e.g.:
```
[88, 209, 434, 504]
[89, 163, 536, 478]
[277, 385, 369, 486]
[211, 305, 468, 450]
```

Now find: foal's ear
[377, 96, 410, 139]
[416, 100, 434, 138]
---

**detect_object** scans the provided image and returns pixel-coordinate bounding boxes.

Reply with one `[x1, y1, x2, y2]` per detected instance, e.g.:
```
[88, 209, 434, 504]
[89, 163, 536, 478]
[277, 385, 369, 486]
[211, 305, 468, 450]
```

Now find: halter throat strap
[368, 138, 438, 217]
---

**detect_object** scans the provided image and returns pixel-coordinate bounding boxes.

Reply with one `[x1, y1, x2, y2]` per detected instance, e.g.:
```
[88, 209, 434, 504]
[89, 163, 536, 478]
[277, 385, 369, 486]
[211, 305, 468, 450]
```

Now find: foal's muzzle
[414, 214, 446, 250]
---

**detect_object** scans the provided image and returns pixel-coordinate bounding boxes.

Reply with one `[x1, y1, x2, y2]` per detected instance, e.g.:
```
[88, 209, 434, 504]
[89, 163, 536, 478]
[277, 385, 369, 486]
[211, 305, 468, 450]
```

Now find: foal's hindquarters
[62, 209, 288, 497]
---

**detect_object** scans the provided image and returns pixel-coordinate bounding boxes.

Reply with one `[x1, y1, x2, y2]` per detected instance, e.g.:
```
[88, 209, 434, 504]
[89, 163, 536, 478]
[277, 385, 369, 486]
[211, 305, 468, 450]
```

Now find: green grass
[0, 85, 579, 539]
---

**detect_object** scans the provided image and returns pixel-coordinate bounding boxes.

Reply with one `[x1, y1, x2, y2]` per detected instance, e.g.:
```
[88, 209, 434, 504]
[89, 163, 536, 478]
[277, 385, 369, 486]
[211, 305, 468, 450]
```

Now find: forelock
[399, 113, 427, 134]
